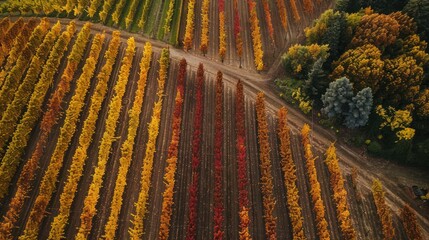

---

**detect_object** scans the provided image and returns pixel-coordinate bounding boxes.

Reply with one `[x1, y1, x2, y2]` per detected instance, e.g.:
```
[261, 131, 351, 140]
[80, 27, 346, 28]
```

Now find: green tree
[304, 57, 328, 99]
[282, 44, 329, 79]
[403, 0, 429, 41]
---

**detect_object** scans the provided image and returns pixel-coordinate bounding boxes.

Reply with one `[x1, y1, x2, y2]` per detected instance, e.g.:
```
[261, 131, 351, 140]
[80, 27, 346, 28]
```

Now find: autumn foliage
[303, 0, 314, 13]
[158, 58, 187, 240]
[232, 0, 243, 59]
[324, 144, 356, 240]
[277, 108, 305, 239]
[0, 23, 72, 206]
[400, 204, 423, 240]
[76, 37, 136, 240]
[351, 13, 400, 49]
[219, 0, 226, 61]
[21, 32, 104, 240]
[0, 22, 89, 239]
[372, 179, 395, 240]
[247, 0, 264, 70]
[262, 0, 274, 43]
[255, 93, 277, 239]
[0, 19, 50, 128]
[213, 71, 224, 239]
[274, 0, 287, 30]
[289, 0, 300, 22]
[200, 0, 210, 54]
[0, 22, 62, 239]
[0, 19, 37, 75]
[235, 81, 251, 240]
[129, 48, 170, 240]
[49, 31, 121, 240]
[0, 18, 24, 64]
[103, 42, 153, 240]
[301, 124, 330, 240]
[183, 0, 195, 51]
[186, 63, 205, 240]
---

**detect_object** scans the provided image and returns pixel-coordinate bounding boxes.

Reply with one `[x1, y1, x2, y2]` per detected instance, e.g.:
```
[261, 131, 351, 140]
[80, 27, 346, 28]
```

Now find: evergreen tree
[403, 0, 429, 41]
[305, 57, 328, 99]
[321, 77, 354, 118]
[345, 87, 373, 128]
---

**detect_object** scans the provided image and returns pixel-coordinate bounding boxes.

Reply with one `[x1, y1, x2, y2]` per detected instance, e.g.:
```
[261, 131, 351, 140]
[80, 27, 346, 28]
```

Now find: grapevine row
[213, 71, 224, 239]
[275, 0, 288, 30]
[48, 31, 121, 240]
[324, 144, 356, 239]
[290, 0, 301, 22]
[186, 63, 205, 240]
[0, 22, 72, 202]
[163, 0, 175, 33]
[76, 37, 136, 240]
[303, 0, 314, 13]
[261, 0, 274, 43]
[400, 204, 423, 240]
[20, 32, 105, 240]
[158, 58, 187, 240]
[233, 0, 242, 59]
[235, 81, 251, 240]
[112, 0, 127, 25]
[0, 19, 37, 78]
[218, 0, 226, 61]
[301, 124, 330, 240]
[183, 0, 195, 51]
[200, 0, 210, 54]
[0, 19, 56, 158]
[103, 42, 153, 239]
[137, 0, 152, 29]
[277, 107, 305, 239]
[255, 92, 277, 239]
[129, 48, 170, 239]
[0, 22, 62, 239]
[0, 19, 50, 122]
[371, 179, 395, 240]
[0, 18, 24, 65]
[247, 0, 264, 70]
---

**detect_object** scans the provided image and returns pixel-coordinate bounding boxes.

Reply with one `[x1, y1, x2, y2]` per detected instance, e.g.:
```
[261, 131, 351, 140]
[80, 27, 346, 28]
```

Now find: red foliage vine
[186, 63, 205, 240]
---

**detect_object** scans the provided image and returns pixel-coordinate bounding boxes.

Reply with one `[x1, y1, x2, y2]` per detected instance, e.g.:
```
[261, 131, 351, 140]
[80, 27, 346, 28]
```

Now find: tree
[403, 0, 429, 41]
[282, 44, 329, 79]
[351, 13, 400, 49]
[331, 44, 384, 92]
[304, 57, 329, 99]
[359, 0, 408, 14]
[321, 77, 354, 118]
[415, 89, 429, 118]
[305, 10, 347, 61]
[376, 105, 416, 141]
[400, 34, 428, 67]
[389, 11, 417, 38]
[384, 55, 424, 105]
[345, 87, 373, 128]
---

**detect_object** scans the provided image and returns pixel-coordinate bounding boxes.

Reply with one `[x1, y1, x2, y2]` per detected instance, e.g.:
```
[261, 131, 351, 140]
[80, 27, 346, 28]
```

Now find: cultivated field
[0, 1, 428, 239]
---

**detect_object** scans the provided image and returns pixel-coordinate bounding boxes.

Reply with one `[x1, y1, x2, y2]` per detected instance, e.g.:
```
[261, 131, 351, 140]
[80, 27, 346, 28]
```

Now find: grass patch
[130, 0, 146, 32]
[144, 0, 161, 36]
[156, 0, 172, 40]
[168, 0, 183, 46]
